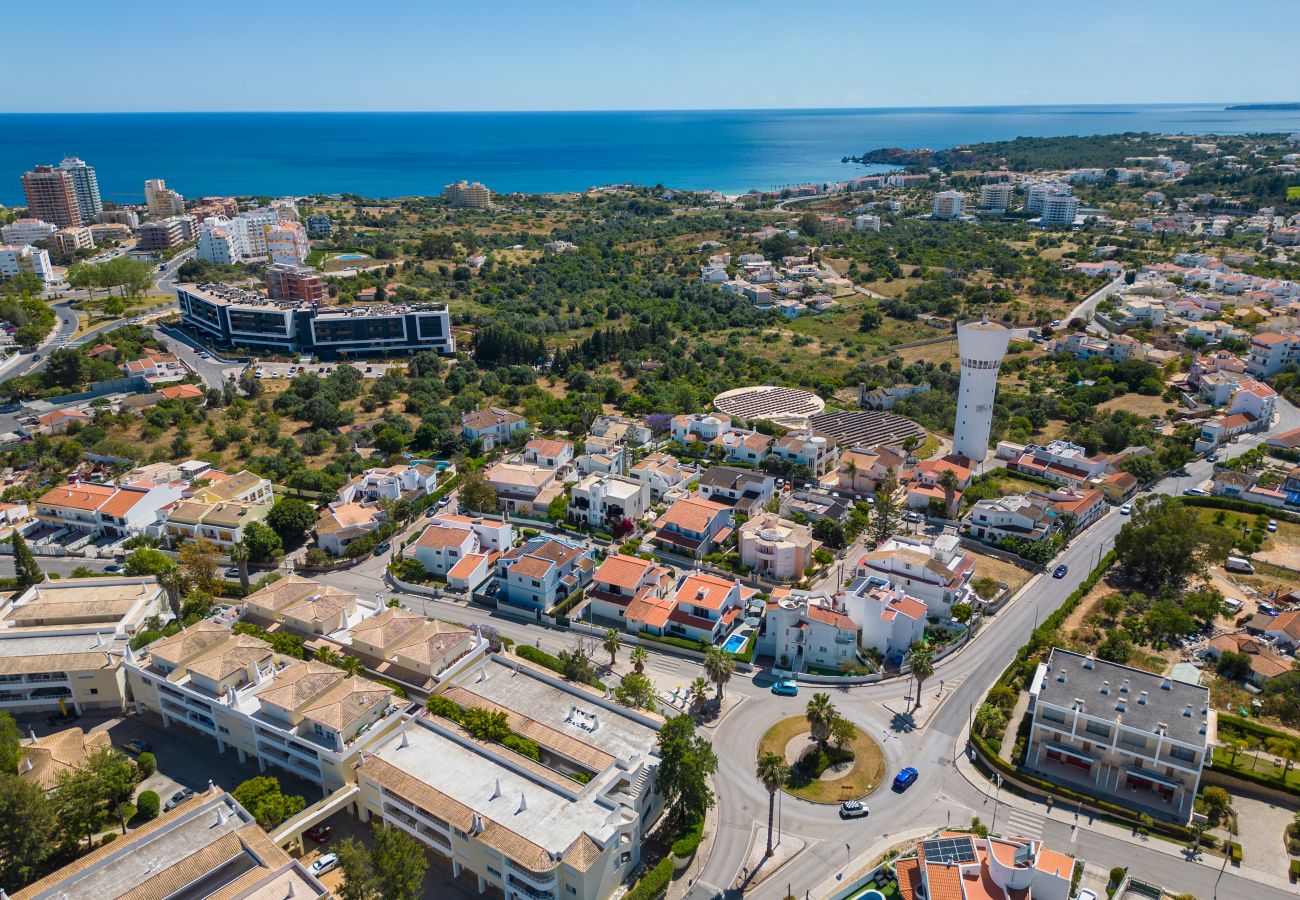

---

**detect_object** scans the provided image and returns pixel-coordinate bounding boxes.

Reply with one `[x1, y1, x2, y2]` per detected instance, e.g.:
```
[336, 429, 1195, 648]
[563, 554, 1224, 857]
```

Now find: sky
[6, 0, 1297, 113]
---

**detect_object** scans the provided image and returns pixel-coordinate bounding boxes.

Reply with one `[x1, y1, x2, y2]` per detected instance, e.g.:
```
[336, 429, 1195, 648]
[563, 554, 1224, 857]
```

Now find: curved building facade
[952, 319, 1011, 463]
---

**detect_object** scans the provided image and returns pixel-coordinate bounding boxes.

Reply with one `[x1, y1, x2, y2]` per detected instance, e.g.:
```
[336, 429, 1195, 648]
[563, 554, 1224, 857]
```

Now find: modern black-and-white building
[177, 282, 454, 358]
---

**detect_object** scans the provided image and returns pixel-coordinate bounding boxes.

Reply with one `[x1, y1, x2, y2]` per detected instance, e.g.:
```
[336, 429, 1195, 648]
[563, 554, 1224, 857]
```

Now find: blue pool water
[721, 634, 747, 654]
[335, 253, 368, 259]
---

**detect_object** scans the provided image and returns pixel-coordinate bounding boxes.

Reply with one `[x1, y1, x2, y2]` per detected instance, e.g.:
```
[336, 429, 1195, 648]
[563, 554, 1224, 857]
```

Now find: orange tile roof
[447, 553, 487, 580]
[509, 555, 555, 579]
[1034, 846, 1076, 879]
[98, 488, 149, 518]
[412, 524, 474, 550]
[158, 383, 204, 400]
[37, 482, 116, 512]
[656, 496, 728, 533]
[594, 553, 655, 590]
[807, 605, 855, 630]
[674, 572, 745, 611]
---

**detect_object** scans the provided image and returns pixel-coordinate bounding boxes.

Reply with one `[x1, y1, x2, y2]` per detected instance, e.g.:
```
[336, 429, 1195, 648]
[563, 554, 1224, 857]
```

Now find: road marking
[999, 807, 1043, 839]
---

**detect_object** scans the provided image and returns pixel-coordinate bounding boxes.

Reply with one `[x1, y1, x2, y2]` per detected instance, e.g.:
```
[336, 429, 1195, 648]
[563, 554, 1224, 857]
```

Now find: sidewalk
[667, 778, 721, 900]
[950, 740, 1297, 892]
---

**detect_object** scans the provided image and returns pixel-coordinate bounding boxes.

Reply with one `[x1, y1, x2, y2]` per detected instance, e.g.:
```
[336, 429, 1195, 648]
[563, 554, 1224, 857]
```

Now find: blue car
[892, 767, 919, 790]
[771, 680, 799, 697]
[1052, 564, 1068, 579]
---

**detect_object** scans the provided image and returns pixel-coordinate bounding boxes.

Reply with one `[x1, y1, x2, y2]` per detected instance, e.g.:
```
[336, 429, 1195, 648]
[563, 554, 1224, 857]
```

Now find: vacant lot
[966, 549, 1033, 596]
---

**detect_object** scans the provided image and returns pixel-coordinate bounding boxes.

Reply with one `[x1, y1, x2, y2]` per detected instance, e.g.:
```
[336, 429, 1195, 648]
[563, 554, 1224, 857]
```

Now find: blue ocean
[1, 104, 1297, 204]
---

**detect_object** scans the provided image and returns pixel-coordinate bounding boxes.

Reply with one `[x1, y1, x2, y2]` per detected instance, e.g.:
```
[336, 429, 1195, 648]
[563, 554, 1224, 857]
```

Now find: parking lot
[249, 360, 400, 380]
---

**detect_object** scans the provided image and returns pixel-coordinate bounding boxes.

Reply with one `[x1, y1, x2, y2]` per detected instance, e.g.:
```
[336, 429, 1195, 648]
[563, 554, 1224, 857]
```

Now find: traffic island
[758, 716, 885, 803]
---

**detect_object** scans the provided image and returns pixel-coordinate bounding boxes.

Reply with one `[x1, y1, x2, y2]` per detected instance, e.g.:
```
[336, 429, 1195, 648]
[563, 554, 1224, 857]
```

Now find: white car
[1075, 890, 1098, 900]
[311, 853, 339, 875]
[1267, 520, 1278, 532]
[1120, 504, 1132, 515]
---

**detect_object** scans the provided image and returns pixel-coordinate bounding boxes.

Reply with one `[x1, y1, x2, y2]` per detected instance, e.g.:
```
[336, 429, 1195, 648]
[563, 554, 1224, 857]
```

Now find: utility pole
[991, 773, 1003, 832]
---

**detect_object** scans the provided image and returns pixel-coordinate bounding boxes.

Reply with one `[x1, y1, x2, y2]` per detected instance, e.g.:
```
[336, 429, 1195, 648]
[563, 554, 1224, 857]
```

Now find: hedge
[671, 816, 704, 859]
[1177, 495, 1300, 525]
[515, 644, 566, 674]
[1217, 712, 1291, 745]
[1290, 858, 1300, 880]
[1209, 759, 1300, 798]
[624, 858, 673, 900]
[1227, 841, 1242, 863]
[637, 632, 708, 653]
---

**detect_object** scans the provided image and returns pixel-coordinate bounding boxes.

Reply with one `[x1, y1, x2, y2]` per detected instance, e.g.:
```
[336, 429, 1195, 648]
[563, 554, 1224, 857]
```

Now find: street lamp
[990, 773, 1003, 832]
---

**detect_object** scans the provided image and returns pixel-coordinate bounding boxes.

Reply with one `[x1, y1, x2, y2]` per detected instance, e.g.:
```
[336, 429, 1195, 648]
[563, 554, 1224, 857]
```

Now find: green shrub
[515, 644, 566, 674]
[1290, 858, 1300, 880]
[136, 752, 157, 777]
[637, 632, 708, 653]
[427, 695, 462, 721]
[671, 816, 704, 858]
[624, 857, 673, 900]
[502, 733, 541, 760]
[100, 832, 117, 845]
[135, 790, 160, 821]
[370, 677, 408, 699]
[1228, 841, 1242, 862]
[1108, 867, 1126, 887]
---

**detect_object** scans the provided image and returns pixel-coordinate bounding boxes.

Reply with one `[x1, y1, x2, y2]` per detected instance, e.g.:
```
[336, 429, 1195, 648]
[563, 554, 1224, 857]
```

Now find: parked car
[224, 567, 241, 579]
[1183, 487, 1208, 496]
[1075, 890, 1098, 900]
[892, 767, 919, 790]
[839, 800, 869, 819]
[121, 739, 151, 756]
[311, 853, 339, 876]
[373, 541, 391, 556]
[1052, 564, 1068, 579]
[425, 505, 439, 517]
[1119, 504, 1132, 515]
[771, 680, 799, 697]
[902, 511, 924, 523]
[164, 788, 195, 811]
[104, 564, 124, 574]
[306, 824, 332, 843]
[1267, 519, 1278, 532]
[437, 496, 451, 508]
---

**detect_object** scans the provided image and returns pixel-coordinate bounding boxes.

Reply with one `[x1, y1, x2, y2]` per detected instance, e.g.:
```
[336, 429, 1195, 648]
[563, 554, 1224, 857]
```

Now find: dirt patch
[967, 549, 1033, 596]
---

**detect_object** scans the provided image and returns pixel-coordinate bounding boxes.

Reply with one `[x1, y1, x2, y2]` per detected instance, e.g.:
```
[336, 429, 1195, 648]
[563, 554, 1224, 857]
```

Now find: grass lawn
[757, 716, 885, 804]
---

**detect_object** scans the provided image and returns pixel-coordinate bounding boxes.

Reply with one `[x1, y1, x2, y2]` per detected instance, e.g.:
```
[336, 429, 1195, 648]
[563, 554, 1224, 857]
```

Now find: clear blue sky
[8, 0, 1296, 112]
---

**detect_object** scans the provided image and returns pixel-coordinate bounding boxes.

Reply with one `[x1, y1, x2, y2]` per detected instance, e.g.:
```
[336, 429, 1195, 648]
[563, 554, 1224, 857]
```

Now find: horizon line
[1, 99, 1296, 116]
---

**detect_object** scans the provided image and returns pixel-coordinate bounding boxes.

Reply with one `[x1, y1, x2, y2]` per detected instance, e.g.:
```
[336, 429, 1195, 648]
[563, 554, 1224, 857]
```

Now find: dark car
[373, 541, 391, 556]
[306, 824, 332, 843]
[164, 787, 195, 811]
[892, 767, 919, 790]
[104, 564, 124, 574]
[1052, 564, 1068, 579]
[122, 739, 152, 756]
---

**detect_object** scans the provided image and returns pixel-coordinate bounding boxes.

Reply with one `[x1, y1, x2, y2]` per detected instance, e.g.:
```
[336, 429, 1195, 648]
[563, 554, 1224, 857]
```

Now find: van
[1224, 556, 1255, 575]
[1223, 598, 1244, 615]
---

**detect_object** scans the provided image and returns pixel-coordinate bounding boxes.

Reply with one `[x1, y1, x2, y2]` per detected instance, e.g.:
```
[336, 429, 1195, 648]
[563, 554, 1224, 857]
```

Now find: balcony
[508, 874, 556, 900]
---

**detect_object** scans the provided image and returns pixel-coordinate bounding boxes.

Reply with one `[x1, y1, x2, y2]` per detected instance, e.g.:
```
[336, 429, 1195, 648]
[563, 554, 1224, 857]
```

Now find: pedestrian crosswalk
[998, 806, 1043, 839]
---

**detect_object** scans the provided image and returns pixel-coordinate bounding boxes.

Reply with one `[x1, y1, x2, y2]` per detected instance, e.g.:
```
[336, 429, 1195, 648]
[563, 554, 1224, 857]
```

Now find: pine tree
[10, 533, 42, 589]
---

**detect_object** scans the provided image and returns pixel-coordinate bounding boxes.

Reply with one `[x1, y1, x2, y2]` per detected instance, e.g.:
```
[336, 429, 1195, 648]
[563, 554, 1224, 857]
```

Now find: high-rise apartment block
[979, 182, 1015, 211]
[952, 318, 1011, 463]
[0, 244, 56, 285]
[306, 213, 333, 236]
[932, 190, 964, 220]
[1040, 194, 1081, 227]
[138, 216, 195, 253]
[144, 178, 186, 218]
[265, 220, 309, 265]
[1024, 182, 1072, 215]
[21, 165, 82, 228]
[443, 180, 492, 208]
[265, 263, 325, 303]
[49, 227, 96, 256]
[58, 157, 102, 222]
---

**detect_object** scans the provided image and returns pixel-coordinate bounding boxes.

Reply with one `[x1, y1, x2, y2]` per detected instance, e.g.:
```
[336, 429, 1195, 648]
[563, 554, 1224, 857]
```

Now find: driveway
[1225, 793, 1300, 879]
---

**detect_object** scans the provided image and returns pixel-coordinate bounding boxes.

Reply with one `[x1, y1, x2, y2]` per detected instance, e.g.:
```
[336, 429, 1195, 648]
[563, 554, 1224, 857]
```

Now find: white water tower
[952, 317, 1012, 463]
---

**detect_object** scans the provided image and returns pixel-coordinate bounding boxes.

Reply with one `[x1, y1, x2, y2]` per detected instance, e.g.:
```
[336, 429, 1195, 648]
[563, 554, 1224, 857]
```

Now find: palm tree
[756, 752, 789, 858]
[314, 646, 341, 667]
[937, 468, 960, 516]
[630, 646, 648, 675]
[157, 565, 188, 619]
[910, 644, 935, 711]
[1267, 736, 1300, 776]
[228, 540, 251, 595]
[339, 655, 364, 677]
[602, 629, 623, 668]
[703, 646, 734, 701]
[805, 693, 837, 749]
[689, 677, 710, 715]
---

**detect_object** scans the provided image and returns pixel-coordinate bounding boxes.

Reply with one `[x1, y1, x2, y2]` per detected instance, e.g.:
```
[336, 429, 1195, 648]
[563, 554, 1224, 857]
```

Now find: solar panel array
[809, 410, 927, 449]
[920, 837, 977, 865]
[714, 386, 824, 420]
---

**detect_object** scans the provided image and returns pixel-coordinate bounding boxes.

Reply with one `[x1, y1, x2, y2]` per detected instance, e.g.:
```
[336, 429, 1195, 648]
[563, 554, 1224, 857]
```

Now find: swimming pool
[721, 633, 747, 654]
[334, 253, 369, 260]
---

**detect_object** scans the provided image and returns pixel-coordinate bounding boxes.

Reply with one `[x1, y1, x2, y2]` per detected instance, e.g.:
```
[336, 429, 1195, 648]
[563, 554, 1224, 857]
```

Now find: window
[486, 866, 502, 879]
[620, 852, 632, 866]
[87, 689, 99, 696]
[1084, 721, 1111, 739]
[1168, 745, 1195, 763]
[566, 887, 577, 896]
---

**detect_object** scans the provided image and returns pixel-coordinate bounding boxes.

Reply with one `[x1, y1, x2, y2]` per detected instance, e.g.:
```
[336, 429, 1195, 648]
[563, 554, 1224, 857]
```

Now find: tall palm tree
[805, 692, 837, 749]
[228, 540, 251, 595]
[703, 646, 734, 701]
[314, 646, 341, 667]
[157, 565, 188, 619]
[910, 644, 935, 711]
[689, 677, 710, 715]
[602, 629, 623, 668]
[756, 752, 789, 858]
[937, 468, 960, 516]
[630, 646, 648, 675]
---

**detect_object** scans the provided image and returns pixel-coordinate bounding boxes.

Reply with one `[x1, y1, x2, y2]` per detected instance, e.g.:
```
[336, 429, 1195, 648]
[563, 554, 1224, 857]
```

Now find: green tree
[614, 672, 657, 711]
[755, 751, 789, 858]
[703, 645, 734, 700]
[602, 628, 622, 667]
[0, 713, 21, 774]
[0, 774, 56, 887]
[630, 646, 648, 675]
[1114, 496, 1233, 590]
[460, 708, 511, 743]
[266, 498, 316, 545]
[231, 776, 305, 829]
[178, 538, 220, 591]
[459, 468, 497, 513]
[1215, 651, 1252, 681]
[974, 702, 1007, 739]
[870, 478, 900, 546]
[654, 715, 718, 827]
[54, 747, 140, 848]
[10, 532, 43, 589]
[124, 547, 175, 577]
[228, 539, 251, 594]
[369, 824, 429, 900]
[830, 715, 856, 751]
[805, 693, 837, 749]
[937, 468, 960, 515]
[910, 644, 935, 711]
[241, 521, 284, 563]
[335, 836, 379, 900]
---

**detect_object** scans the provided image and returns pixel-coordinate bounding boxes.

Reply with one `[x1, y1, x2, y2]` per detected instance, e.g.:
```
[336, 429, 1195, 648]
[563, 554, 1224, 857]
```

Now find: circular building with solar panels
[713, 385, 825, 428]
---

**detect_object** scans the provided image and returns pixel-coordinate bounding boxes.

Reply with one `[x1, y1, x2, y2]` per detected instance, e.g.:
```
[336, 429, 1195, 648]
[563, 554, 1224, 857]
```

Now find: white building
[758, 589, 860, 673]
[196, 216, 250, 263]
[855, 534, 974, 616]
[1246, 331, 1300, 377]
[567, 473, 650, 529]
[1040, 194, 1081, 227]
[1025, 182, 1072, 215]
[979, 182, 1015, 212]
[932, 190, 964, 220]
[337, 463, 440, 505]
[265, 220, 310, 266]
[144, 178, 185, 218]
[405, 513, 513, 590]
[841, 579, 929, 663]
[1, 218, 57, 245]
[952, 318, 1011, 463]
[0, 244, 56, 284]
[59, 156, 103, 223]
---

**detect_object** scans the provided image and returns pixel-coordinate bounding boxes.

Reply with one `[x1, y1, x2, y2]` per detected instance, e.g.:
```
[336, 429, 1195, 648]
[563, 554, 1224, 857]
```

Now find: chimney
[518, 792, 528, 814]
[398, 726, 409, 749]
[22, 756, 33, 773]
[491, 778, 502, 801]
[28, 726, 36, 741]
[285, 882, 295, 899]
[215, 807, 225, 826]
[1100, 680, 1110, 695]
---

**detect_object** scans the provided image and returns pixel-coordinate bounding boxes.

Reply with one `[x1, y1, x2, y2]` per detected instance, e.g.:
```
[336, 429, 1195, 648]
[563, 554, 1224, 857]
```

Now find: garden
[757, 695, 885, 804]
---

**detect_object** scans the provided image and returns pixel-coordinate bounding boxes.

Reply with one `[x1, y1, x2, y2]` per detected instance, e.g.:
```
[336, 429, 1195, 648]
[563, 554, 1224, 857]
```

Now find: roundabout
[757, 714, 886, 804]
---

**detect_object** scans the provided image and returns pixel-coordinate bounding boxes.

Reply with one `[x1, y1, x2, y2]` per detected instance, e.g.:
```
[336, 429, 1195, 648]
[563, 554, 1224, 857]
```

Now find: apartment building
[137, 216, 192, 252]
[979, 182, 1015, 212]
[125, 620, 402, 791]
[356, 654, 662, 900]
[306, 213, 334, 236]
[670, 413, 733, 444]
[178, 282, 454, 357]
[144, 178, 186, 218]
[0, 577, 165, 716]
[717, 429, 773, 465]
[585, 553, 674, 626]
[1247, 330, 1300, 377]
[648, 495, 733, 559]
[1009, 440, 1110, 489]
[1040, 194, 1081, 227]
[461, 406, 529, 450]
[696, 466, 777, 515]
[345, 607, 476, 683]
[265, 220, 310, 266]
[633, 572, 757, 644]
[1024, 182, 1071, 216]
[404, 513, 513, 590]
[10, 787, 330, 900]
[486, 462, 563, 517]
[964, 494, 1054, 543]
[567, 473, 650, 529]
[1, 218, 57, 245]
[196, 216, 249, 263]
[628, 452, 700, 500]
[496, 535, 595, 612]
[1026, 649, 1215, 822]
[46, 225, 93, 256]
[0, 244, 56, 285]
[241, 575, 360, 637]
[758, 588, 859, 673]
[162, 496, 272, 549]
[21, 165, 82, 227]
[443, 180, 492, 208]
[58, 157, 102, 222]
[738, 514, 819, 581]
[771, 428, 839, 476]
[337, 463, 440, 505]
[932, 190, 964, 220]
[894, 831, 1075, 900]
[265, 263, 325, 302]
[35, 480, 183, 539]
[856, 534, 974, 616]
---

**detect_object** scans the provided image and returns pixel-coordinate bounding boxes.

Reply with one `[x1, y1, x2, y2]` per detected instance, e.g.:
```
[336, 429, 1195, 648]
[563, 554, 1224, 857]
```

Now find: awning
[1045, 742, 1094, 763]
[1125, 768, 1181, 789]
